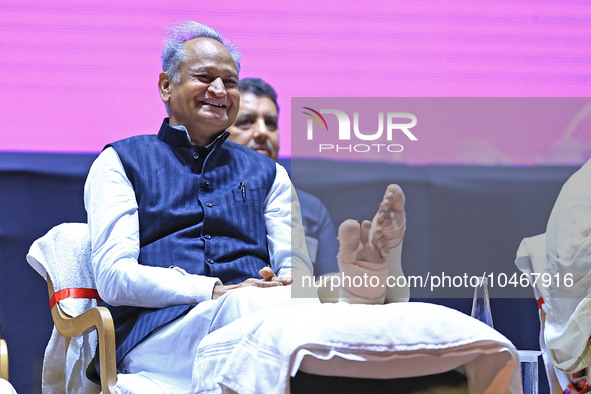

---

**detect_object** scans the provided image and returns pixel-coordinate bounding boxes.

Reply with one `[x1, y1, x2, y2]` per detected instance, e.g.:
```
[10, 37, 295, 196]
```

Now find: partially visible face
[227, 92, 279, 161]
[159, 37, 240, 145]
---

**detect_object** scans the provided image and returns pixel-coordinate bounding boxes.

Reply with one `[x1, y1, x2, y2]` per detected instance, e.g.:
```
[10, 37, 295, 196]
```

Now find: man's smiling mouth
[202, 101, 227, 109]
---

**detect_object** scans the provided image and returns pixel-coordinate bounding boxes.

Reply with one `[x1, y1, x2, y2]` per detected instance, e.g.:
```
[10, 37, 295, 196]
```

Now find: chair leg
[0, 338, 8, 381]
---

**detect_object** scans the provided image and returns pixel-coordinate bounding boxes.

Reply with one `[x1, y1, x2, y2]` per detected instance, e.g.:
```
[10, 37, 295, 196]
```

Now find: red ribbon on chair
[49, 288, 102, 310]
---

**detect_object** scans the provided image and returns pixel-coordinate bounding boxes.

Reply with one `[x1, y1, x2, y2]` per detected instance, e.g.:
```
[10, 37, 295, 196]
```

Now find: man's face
[227, 92, 279, 161]
[159, 37, 240, 145]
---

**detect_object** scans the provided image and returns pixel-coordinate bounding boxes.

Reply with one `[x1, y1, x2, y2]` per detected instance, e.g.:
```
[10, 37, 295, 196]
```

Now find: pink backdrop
[1, 0, 590, 165]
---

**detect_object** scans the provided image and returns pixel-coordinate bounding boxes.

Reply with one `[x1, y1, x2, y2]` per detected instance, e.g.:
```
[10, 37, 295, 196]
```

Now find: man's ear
[159, 72, 172, 103]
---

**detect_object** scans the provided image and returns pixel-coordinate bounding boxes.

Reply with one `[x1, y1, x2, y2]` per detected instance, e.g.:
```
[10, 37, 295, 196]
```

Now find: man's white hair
[161, 21, 241, 83]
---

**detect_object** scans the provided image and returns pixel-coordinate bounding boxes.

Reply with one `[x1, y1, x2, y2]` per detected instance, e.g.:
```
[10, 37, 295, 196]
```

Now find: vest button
[203, 180, 210, 186]
[205, 202, 213, 207]
[207, 258, 214, 264]
[204, 234, 211, 239]
[192, 152, 199, 159]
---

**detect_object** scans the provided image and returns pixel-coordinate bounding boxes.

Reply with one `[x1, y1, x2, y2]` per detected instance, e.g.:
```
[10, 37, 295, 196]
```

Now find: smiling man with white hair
[84, 20, 316, 389]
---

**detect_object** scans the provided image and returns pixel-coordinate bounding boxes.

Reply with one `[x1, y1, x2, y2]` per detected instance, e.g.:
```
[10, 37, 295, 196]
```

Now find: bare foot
[335, 184, 408, 304]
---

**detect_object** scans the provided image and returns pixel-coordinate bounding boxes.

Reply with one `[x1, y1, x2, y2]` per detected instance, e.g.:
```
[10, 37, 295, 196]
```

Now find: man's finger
[272, 276, 293, 285]
[259, 266, 275, 281]
[252, 279, 285, 287]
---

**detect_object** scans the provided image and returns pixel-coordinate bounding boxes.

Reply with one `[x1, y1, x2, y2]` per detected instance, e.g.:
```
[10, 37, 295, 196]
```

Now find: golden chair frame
[0, 328, 8, 381]
[47, 275, 117, 393]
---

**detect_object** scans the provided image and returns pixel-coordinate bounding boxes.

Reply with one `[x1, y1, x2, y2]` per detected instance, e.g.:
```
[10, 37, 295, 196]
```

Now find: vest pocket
[232, 186, 266, 202]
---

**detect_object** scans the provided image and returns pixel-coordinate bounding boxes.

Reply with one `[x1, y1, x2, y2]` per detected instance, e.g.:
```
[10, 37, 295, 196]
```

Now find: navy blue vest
[106, 119, 276, 364]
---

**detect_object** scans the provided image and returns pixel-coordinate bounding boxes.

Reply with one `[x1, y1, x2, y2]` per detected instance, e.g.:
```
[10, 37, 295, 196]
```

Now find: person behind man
[83, 21, 407, 390]
[227, 77, 339, 276]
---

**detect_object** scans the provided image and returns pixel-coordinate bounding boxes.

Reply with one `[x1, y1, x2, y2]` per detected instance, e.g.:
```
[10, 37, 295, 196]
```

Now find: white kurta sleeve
[264, 163, 313, 279]
[84, 147, 221, 307]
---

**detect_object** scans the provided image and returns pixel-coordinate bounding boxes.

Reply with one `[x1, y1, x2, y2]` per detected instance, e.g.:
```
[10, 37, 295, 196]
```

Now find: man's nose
[253, 119, 270, 140]
[208, 77, 226, 96]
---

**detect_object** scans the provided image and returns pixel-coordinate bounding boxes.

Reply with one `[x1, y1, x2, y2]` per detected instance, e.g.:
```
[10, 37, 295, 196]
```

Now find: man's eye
[267, 122, 278, 131]
[235, 120, 253, 129]
[194, 74, 212, 82]
[224, 79, 238, 88]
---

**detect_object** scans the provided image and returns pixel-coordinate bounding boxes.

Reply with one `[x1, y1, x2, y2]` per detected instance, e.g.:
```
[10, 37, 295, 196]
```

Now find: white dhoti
[0, 379, 17, 394]
[120, 286, 316, 392]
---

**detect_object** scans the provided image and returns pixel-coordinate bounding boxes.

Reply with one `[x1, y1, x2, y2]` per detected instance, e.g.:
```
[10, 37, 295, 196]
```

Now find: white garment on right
[545, 158, 591, 373]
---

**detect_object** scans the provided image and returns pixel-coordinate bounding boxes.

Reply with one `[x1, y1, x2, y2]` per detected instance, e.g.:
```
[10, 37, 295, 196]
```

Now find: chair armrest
[0, 338, 8, 381]
[48, 277, 117, 393]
